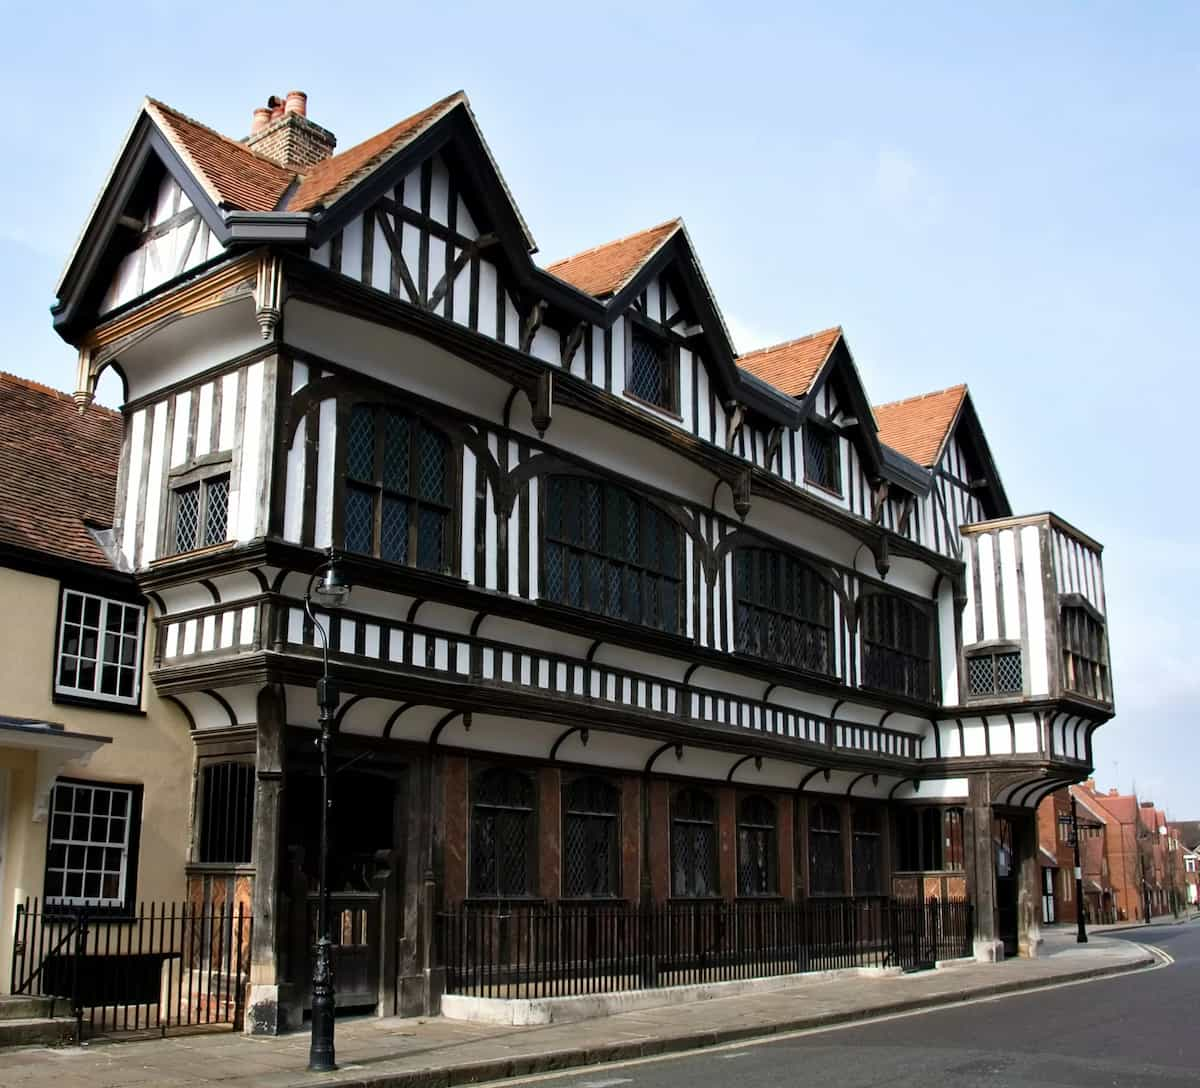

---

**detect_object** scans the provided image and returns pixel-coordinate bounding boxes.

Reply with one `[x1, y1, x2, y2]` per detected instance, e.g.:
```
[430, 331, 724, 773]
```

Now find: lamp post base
[308, 937, 337, 1072]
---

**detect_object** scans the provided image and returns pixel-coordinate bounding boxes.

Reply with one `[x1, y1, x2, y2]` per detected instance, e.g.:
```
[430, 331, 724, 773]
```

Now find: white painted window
[45, 780, 138, 908]
[55, 590, 145, 706]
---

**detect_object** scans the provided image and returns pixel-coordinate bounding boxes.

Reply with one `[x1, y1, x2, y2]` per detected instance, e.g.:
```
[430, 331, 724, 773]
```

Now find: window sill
[461, 897, 547, 907]
[803, 477, 844, 500]
[623, 389, 683, 423]
[52, 691, 146, 717]
[185, 862, 256, 876]
[150, 540, 236, 567]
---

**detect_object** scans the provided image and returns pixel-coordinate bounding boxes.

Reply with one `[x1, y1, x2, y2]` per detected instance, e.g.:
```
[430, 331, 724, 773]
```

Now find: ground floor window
[894, 806, 965, 871]
[470, 767, 535, 898]
[672, 788, 718, 897]
[44, 779, 142, 914]
[563, 777, 619, 897]
[197, 761, 256, 864]
[808, 802, 844, 895]
[851, 806, 883, 895]
[737, 795, 777, 896]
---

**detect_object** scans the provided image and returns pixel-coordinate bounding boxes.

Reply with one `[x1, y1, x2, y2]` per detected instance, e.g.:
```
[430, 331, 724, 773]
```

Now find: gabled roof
[145, 98, 294, 212]
[737, 327, 843, 398]
[0, 373, 121, 568]
[873, 385, 967, 468]
[546, 219, 681, 298]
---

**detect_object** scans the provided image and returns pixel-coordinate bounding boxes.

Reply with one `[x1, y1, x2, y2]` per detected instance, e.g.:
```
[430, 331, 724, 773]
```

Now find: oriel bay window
[671, 788, 718, 897]
[470, 767, 535, 898]
[1061, 605, 1109, 702]
[734, 548, 835, 675]
[860, 592, 933, 701]
[342, 403, 453, 573]
[544, 476, 682, 634]
[737, 795, 778, 896]
[562, 777, 619, 898]
[808, 802, 845, 895]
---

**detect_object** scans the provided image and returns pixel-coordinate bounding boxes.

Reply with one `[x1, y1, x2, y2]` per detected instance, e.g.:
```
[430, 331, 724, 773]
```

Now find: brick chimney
[244, 91, 336, 171]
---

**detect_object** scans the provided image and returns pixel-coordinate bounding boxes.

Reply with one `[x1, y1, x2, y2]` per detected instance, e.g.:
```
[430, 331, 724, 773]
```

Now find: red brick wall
[537, 767, 561, 899]
[649, 780, 671, 901]
[620, 774, 641, 901]
[778, 795, 795, 899]
[442, 755, 468, 905]
[718, 786, 736, 898]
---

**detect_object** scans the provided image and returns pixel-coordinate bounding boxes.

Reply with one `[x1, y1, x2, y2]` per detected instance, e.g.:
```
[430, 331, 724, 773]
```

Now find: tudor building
[51, 89, 1114, 1030]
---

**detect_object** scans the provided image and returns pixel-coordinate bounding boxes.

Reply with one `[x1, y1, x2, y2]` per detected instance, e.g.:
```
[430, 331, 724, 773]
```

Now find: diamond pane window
[672, 788, 718, 897]
[733, 548, 834, 675]
[737, 795, 777, 897]
[544, 476, 682, 634]
[803, 422, 840, 493]
[628, 329, 675, 411]
[966, 650, 1023, 696]
[44, 780, 139, 910]
[851, 806, 882, 895]
[174, 484, 200, 553]
[470, 768, 535, 898]
[56, 589, 144, 706]
[203, 475, 229, 547]
[563, 778, 619, 898]
[861, 593, 933, 700]
[808, 802, 844, 896]
[171, 473, 230, 555]
[340, 405, 452, 574]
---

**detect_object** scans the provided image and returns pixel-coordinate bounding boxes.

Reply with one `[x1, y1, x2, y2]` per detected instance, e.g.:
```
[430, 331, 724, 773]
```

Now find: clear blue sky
[1, 2, 1195, 816]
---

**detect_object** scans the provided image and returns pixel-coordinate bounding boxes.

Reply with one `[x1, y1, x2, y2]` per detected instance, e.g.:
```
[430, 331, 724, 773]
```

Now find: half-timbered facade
[51, 89, 1114, 1029]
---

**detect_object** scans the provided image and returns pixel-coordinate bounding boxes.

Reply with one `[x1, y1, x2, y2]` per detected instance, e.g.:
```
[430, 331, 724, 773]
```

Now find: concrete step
[0, 1015, 75, 1048]
[0, 995, 57, 1020]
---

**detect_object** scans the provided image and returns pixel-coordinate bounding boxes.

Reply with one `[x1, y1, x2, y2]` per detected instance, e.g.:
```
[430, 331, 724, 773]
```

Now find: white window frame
[45, 780, 135, 908]
[55, 589, 145, 707]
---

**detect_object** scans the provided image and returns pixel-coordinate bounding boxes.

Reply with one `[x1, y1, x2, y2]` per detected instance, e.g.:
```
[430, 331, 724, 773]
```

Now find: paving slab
[0, 933, 1156, 1088]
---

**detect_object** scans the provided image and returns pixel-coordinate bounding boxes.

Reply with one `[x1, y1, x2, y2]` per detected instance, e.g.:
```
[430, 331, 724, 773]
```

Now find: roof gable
[547, 219, 680, 298]
[737, 327, 842, 398]
[0, 373, 121, 568]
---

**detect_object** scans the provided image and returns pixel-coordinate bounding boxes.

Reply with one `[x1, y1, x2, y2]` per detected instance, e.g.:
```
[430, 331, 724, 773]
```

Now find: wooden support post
[965, 772, 1001, 962]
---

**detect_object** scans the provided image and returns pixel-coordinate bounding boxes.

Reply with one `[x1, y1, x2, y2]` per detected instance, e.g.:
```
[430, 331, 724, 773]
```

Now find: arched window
[543, 477, 682, 634]
[737, 795, 777, 896]
[808, 802, 844, 896]
[860, 593, 933, 700]
[733, 548, 835, 675]
[343, 404, 453, 573]
[197, 761, 256, 864]
[671, 788, 718, 897]
[851, 806, 882, 896]
[563, 777, 619, 898]
[470, 768, 535, 898]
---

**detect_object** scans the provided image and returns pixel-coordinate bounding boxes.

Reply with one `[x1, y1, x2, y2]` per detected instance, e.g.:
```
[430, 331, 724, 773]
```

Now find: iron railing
[439, 897, 973, 999]
[10, 899, 251, 1040]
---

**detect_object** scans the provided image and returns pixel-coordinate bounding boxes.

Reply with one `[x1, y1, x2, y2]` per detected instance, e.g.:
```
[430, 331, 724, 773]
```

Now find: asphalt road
[507, 923, 1200, 1088]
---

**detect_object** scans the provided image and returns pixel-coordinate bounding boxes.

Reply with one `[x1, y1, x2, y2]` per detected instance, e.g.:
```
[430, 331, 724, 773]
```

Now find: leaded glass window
[672, 788, 718, 897]
[851, 806, 882, 895]
[803, 422, 840, 493]
[628, 328, 676, 412]
[563, 777, 619, 898]
[342, 404, 452, 574]
[808, 802, 844, 896]
[966, 650, 1022, 696]
[55, 589, 144, 706]
[1060, 607, 1109, 701]
[861, 593, 933, 701]
[171, 473, 230, 554]
[544, 477, 682, 634]
[470, 768, 534, 898]
[734, 548, 835, 675]
[737, 795, 777, 896]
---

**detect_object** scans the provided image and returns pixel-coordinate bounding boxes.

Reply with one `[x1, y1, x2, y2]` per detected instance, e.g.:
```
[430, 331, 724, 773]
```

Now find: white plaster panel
[314, 397, 336, 549]
[141, 400, 168, 564]
[1022, 524, 1049, 696]
[235, 361, 264, 541]
[978, 532, 998, 641]
[170, 389, 191, 467]
[121, 409, 145, 567]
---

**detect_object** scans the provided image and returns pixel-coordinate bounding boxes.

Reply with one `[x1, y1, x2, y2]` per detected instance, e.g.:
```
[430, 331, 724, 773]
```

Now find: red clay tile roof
[0, 373, 121, 568]
[736, 327, 843, 398]
[872, 385, 967, 468]
[546, 219, 681, 298]
[146, 99, 294, 212]
[288, 91, 466, 212]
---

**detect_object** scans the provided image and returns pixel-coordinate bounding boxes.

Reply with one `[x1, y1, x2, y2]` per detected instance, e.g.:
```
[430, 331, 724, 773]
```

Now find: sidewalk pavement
[0, 933, 1159, 1088]
[1084, 909, 1200, 935]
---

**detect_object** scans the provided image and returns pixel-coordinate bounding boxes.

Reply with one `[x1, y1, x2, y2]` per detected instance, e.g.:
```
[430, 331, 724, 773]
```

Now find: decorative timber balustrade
[153, 594, 923, 761]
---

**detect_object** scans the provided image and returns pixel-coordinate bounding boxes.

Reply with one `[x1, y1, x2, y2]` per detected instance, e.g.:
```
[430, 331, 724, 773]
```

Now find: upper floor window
[808, 801, 844, 896]
[343, 405, 452, 574]
[1060, 606, 1109, 702]
[737, 795, 777, 897]
[197, 761, 255, 865]
[803, 421, 840, 494]
[562, 777, 619, 898]
[966, 648, 1022, 697]
[860, 593, 933, 701]
[734, 548, 835, 675]
[544, 476, 682, 634]
[171, 473, 229, 554]
[1186, 856, 1197, 874]
[672, 788, 718, 897]
[627, 327, 677, 413]
[55, 589, 144, 707]
[470, 767, 535, 898]
[45, 779, 142, 914]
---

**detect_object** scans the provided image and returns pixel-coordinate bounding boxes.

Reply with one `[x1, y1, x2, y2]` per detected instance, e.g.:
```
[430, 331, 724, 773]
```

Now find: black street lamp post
[1060, 795, 1102, 944]
[304, 548, 352, 1073]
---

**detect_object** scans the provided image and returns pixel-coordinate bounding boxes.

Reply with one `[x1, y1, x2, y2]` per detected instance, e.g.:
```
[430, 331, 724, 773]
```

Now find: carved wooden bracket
[255, 252, 285, 339]
[763, 427, 784, 471]
[724, 400, 746, 452]
[872, 534, 891, 579]
[869, 479, 889, 525]
[731, 466, 752, 521]
[560, 322, 586, 369]
[519, 300, 548, 354]
[529, 370, 554, 437]
[73, 346, 96, 413]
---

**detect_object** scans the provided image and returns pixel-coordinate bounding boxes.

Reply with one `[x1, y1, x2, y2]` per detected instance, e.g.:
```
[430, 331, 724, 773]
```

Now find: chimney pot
[285, 90, 307, 117]
[251, 107, 272, 135]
